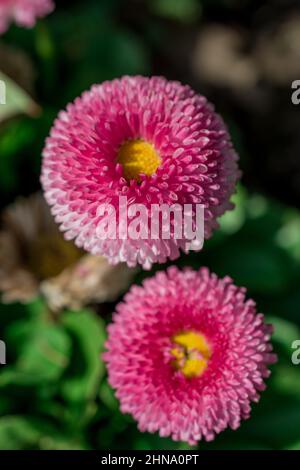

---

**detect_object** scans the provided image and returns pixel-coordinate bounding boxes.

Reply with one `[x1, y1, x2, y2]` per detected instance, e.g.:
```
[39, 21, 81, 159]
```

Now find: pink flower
[0, 0, 54, 33]
[41, 76, 239, 269]
[104, 266, 277, 444]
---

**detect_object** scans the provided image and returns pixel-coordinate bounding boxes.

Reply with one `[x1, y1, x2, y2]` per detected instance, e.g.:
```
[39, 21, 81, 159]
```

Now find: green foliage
[0, 416, 88, 450]
[60, 310, 106, 404]
[150, 0, 202, 23]
[1, 321, 71, 386]
[0, 301, 106, 449]
[0, 71, 39, 123]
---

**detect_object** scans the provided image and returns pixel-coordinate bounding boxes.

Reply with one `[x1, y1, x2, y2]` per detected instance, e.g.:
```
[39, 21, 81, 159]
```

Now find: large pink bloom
[104, 267, 277, 444]
[0, 0, 54, 33]
[41, 76, 239, 269]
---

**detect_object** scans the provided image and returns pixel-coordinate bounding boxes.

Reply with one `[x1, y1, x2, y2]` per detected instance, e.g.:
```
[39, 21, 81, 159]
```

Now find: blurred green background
[0, 0, 300, 450]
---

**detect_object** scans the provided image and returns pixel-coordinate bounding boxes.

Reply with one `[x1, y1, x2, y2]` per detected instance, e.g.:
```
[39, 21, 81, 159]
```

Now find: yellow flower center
[170, 331, 212, 378]
[117, 139, 161, 182]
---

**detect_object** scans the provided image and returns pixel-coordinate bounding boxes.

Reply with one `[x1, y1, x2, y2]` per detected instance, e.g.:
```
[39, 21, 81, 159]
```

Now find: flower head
[104, 266, 277, 444]
[41, 76, 239, 269]
[0, 0, 54, 33]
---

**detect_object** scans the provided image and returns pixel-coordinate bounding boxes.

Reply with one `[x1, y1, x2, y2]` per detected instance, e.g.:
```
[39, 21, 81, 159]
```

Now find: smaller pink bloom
[104, 266, 277, 444]
[0, 0, 54, 33]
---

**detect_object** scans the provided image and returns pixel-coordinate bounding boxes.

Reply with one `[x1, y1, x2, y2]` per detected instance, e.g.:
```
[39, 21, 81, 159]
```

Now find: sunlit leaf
[267, 316, 300, 351]
[0, 71, 40, 123]
[0, 321, 71, 387]
[60, 309, 106, 403]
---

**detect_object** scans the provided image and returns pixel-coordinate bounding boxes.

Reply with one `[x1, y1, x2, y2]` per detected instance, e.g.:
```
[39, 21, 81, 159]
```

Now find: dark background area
[2, 0, 300, 208]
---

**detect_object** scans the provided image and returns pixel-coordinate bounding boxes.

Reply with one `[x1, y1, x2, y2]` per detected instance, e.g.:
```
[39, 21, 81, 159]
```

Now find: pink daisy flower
[0, 0, 54, 33]
[41, 76, 239, 269]
[104, 266, 277, 445]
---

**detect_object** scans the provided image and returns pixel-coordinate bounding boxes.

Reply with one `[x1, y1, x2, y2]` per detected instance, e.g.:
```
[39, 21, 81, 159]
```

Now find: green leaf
[0, 321, 71, 387]
[219, 185, 247, 235]
[151, 0, 201, 23]
[60, 309, 106, 403]
[267, 316, 300, 352]
[0, 71, 40, 123]
[0, 416, 88, 450]
[0, 416, 42, 450]
[276, 209, 300, 261]
[285, 441, 300, 450]
[99, 380, 119, 411]
[273, 365, 300, 397]
[0, 393, 15, 415]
